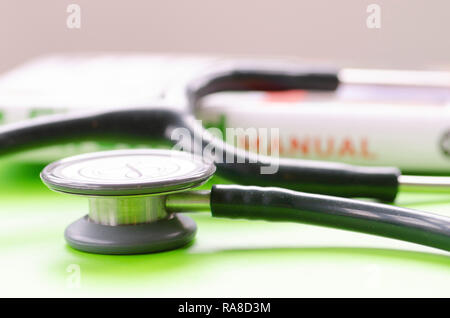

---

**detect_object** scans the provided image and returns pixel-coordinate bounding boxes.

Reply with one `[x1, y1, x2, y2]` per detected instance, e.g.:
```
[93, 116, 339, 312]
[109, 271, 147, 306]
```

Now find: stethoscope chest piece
[40, 149, 216, 255]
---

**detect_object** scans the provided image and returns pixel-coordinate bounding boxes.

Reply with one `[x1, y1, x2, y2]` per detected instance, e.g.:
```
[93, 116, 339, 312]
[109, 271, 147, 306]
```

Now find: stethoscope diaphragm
[41, 149, 216, 196]
[41, 149, 215, 254]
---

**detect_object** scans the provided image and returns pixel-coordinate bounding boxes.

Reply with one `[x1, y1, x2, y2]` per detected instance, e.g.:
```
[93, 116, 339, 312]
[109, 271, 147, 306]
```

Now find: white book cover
[0, 54, 449, 173]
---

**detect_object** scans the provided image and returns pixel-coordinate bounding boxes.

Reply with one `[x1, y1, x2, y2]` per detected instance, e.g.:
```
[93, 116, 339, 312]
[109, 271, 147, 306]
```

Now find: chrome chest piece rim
[41, 149, 216, 196]
[40, 149, 216, 255]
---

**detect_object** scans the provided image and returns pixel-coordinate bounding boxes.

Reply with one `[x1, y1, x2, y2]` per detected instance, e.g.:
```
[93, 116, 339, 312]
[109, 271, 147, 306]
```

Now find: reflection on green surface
[58, 245, 450, 283]
[0, 161, 46, 186]
[0, 156, 449, 297]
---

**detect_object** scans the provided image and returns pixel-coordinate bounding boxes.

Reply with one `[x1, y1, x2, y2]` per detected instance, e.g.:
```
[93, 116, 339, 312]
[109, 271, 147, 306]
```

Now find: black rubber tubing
[0, 108, 400, 201]
[210, 184, 450, 252]
[0, 66, 400, 201]
[186, 65, 340, 107]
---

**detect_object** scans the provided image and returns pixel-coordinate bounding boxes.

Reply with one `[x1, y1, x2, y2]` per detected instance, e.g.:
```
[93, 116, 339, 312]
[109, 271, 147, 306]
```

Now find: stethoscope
[0, 65, 450, 254]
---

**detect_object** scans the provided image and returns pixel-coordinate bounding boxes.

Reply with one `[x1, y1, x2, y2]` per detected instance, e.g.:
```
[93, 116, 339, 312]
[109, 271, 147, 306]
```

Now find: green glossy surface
[0, 160, 449, 297]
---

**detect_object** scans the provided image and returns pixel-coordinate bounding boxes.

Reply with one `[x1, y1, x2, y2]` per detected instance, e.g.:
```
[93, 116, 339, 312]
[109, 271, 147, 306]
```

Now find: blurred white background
[1, 0, 449, 74]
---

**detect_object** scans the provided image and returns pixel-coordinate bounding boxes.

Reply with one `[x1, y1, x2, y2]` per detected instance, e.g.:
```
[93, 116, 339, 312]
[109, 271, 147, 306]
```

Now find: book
[0, 54, 449, 173]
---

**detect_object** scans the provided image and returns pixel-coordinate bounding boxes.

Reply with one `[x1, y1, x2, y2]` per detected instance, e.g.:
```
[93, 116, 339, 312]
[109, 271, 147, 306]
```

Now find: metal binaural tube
[165, 190, 211, 213]
[398, 175, 450, 193]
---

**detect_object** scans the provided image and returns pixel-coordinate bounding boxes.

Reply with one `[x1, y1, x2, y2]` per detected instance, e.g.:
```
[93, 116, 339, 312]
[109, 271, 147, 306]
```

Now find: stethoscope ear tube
[212, 160, 401, 202]
[1, 64, 449, 203]
[210, 184, 450, 251]
[186, 65, 339, 107]
[0, 107, 401, 201]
